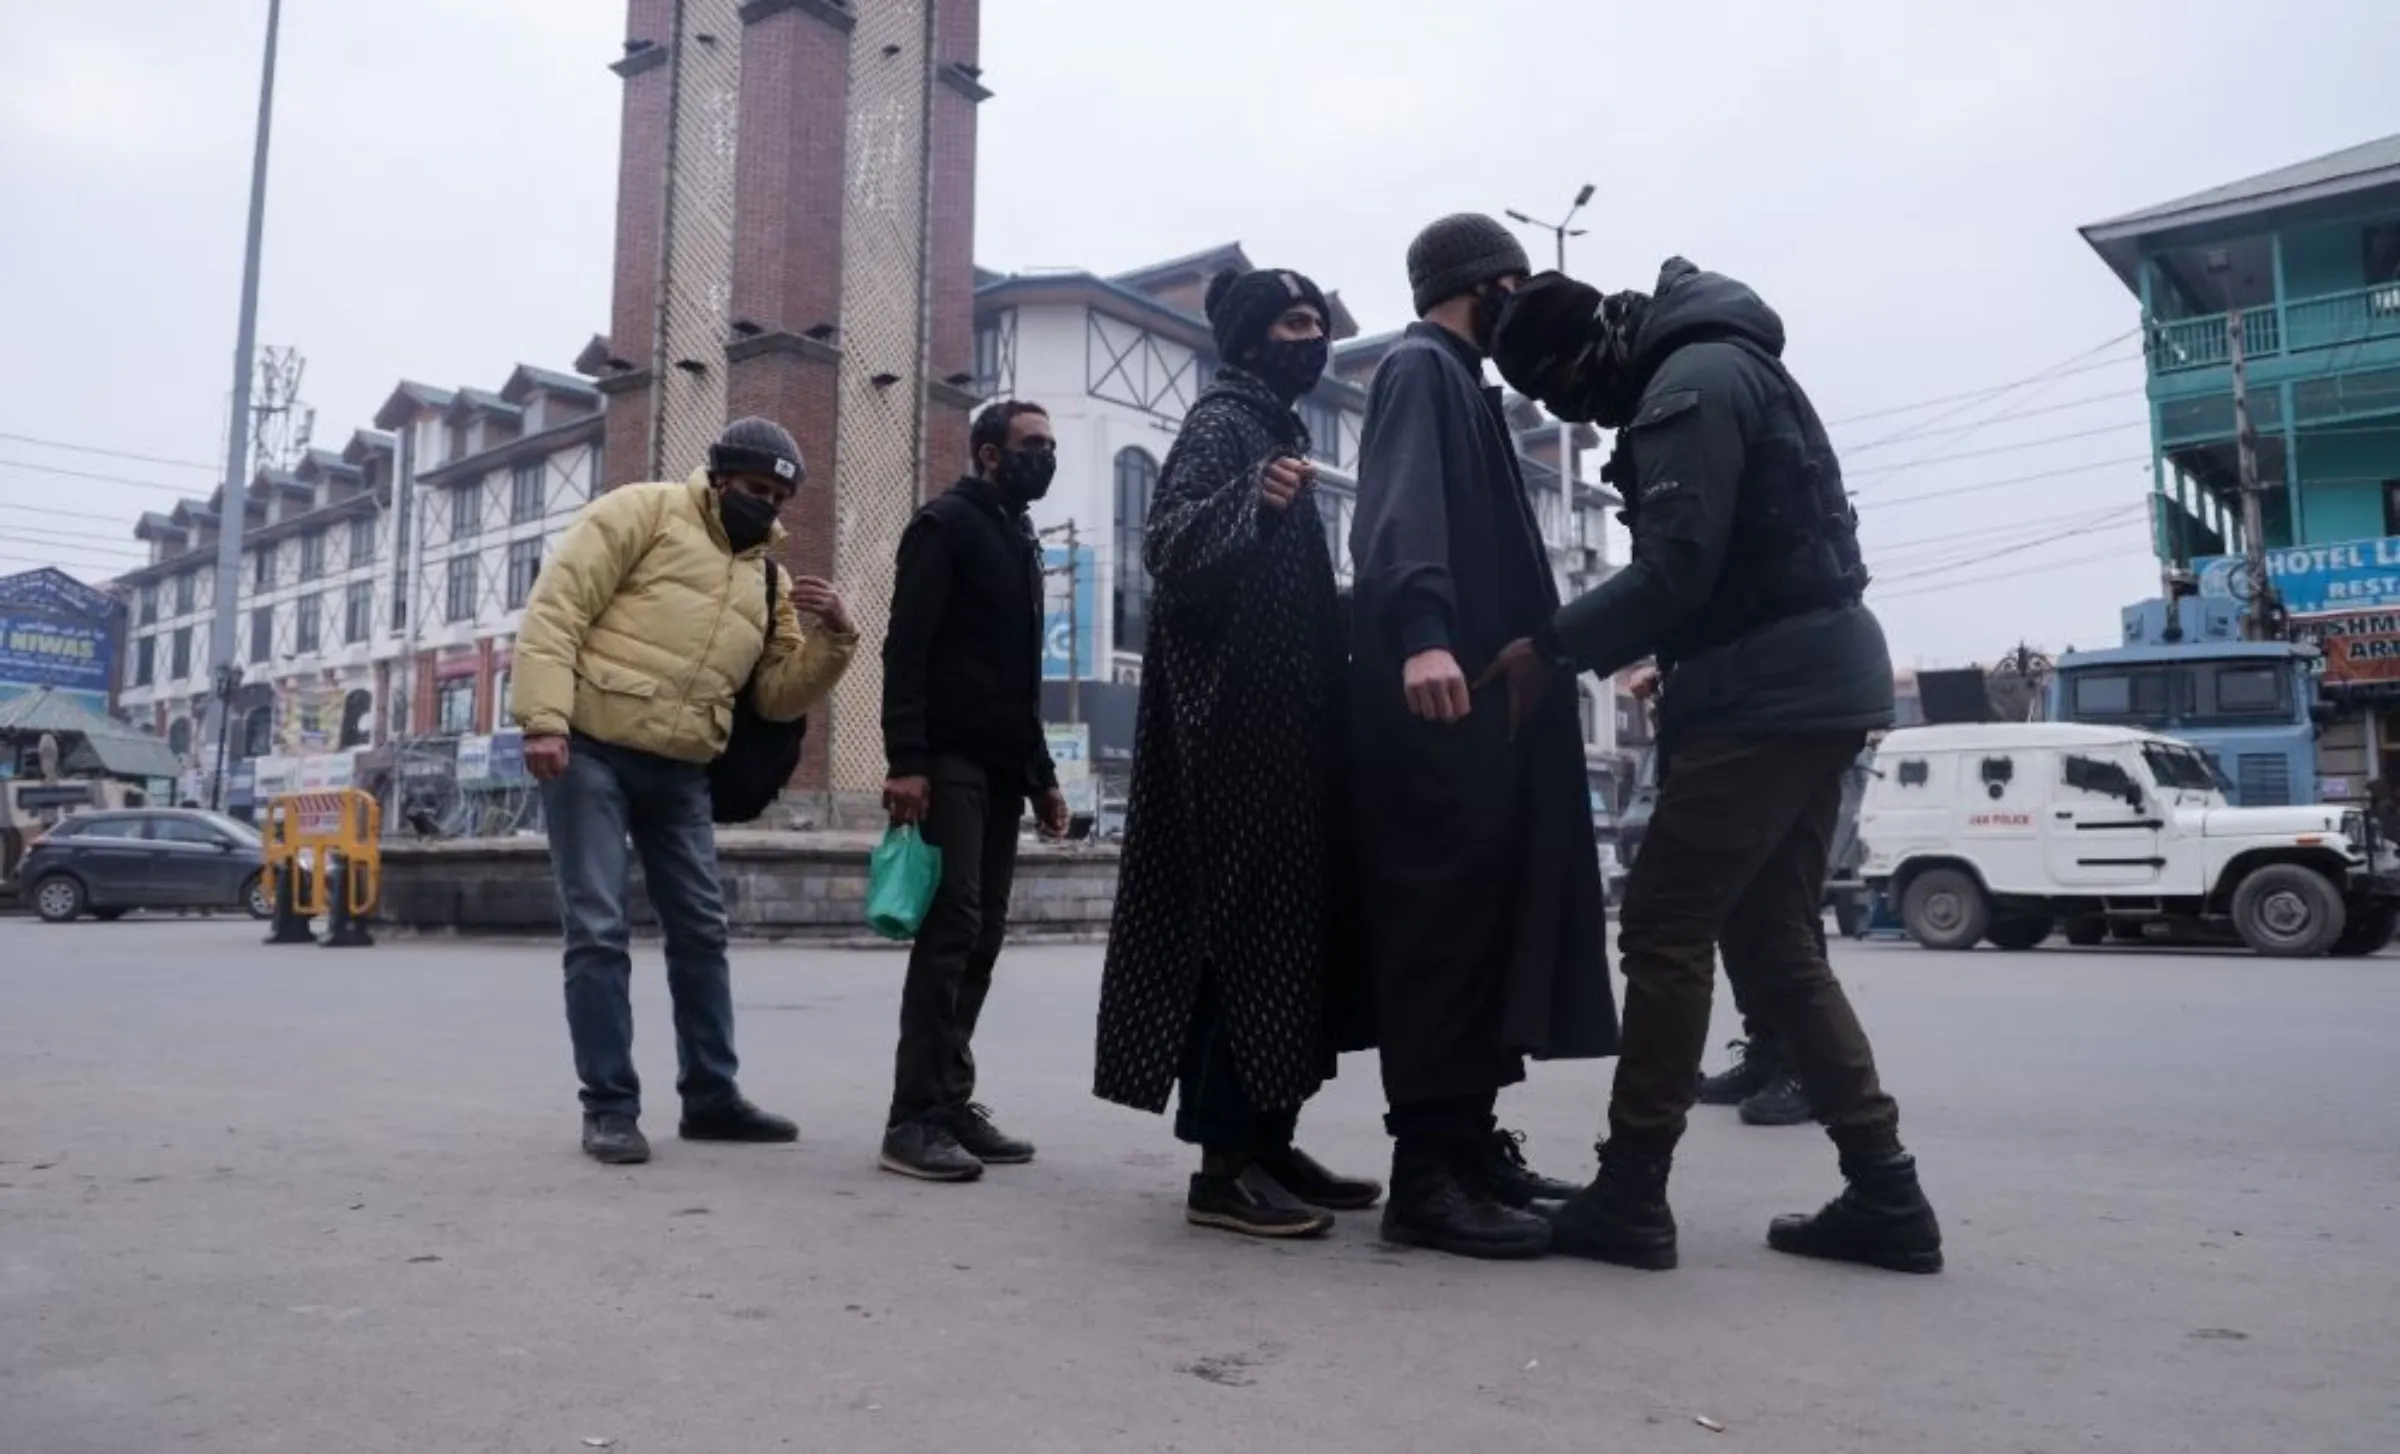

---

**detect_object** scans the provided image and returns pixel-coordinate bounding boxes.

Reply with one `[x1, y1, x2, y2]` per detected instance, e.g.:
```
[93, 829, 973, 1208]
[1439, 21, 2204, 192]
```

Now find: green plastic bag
[865, 825, 943, 941]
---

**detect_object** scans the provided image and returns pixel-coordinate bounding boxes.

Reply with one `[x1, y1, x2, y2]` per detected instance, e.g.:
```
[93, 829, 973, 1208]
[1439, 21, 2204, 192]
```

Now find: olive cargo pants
[1607, 730, 1902, 1160]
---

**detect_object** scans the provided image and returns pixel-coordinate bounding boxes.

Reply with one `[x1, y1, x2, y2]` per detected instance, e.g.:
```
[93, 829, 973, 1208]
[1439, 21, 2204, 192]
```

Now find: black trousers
[1609, 731, 1900, 1161]
[888, 756, 1024, 1128]
[1172, 981, 1300, 1153]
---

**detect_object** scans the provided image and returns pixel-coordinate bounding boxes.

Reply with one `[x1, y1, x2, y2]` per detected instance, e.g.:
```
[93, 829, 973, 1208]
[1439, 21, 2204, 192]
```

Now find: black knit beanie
[1204, 267, 1330, 366]
[708, 416, 805, 486]
[1407, 213, 1532, 316]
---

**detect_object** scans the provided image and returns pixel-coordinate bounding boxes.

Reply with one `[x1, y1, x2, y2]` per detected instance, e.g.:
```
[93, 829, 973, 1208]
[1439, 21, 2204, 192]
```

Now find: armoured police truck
[2048, 595, 2319, 807]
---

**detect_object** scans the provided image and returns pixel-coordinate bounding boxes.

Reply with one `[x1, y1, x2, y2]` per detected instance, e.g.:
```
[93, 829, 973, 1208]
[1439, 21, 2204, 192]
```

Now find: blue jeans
[540, 732, 740, 1119]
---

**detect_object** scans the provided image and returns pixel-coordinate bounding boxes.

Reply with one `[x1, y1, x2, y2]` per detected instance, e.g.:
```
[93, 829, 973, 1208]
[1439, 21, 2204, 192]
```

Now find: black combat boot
[1380, 1140, 1551, 1260]
[1466, 1127, 1581, 1207]
[1696, 1039, 1779, 1106]
[1766, 1151, 1944, 1274]
[1738, 1073, 1813, 1127]
[1544, 1143, 1677, 1271]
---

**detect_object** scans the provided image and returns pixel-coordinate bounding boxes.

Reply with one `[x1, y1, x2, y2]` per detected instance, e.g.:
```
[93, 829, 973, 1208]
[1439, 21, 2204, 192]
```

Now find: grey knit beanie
[1407, 213, 1532, 316]
[708, 416, 805, 486]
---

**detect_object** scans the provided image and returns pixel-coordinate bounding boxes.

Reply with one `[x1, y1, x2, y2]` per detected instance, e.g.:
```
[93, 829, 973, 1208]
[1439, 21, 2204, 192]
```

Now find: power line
[1859, 454, 2157, 510]
[0, 500, 145, 526]
[1874, 514, 2150, 586]
[1847, 420, 2150, 478]
[1836, 387, 2147, 451]
[4, 522, 148, 554]
[1868, 502, 2144, 559]
[1828, 333, 2143, 439]
[1871, 545, 2138, 603]
[0, 550, 131, 579]
[0, 431, 219, 472]
[0, 457, 209, 498]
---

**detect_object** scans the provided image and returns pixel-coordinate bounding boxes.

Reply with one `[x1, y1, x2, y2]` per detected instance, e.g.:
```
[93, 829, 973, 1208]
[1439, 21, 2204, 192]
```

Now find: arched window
[167, 717, 193, 759]
[1112, 447, 1159, 657]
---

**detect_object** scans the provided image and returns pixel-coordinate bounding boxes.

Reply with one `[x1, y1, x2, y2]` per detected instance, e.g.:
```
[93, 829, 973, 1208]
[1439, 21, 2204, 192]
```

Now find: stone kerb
[376, 831, 1120, 941]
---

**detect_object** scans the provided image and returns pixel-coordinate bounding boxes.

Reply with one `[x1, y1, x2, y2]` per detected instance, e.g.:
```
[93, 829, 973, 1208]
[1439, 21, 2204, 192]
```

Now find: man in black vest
[1485, 259, 1942, 1275]
[879, 400, 1072, 1183]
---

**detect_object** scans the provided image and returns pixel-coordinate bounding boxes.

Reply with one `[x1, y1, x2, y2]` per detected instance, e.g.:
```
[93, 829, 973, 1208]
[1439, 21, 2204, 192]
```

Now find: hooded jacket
[512, 472, 857, 762]
[1550, 259, 1894, 740]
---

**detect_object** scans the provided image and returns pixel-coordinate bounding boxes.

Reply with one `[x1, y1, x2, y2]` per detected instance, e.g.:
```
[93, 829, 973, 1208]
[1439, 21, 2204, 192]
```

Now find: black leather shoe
[1738, 1073, 1814, 1127]
[1767, 1151, 1944, 1273]
[582, 1113, 651, 1165]
[1380, 1142, 1551, 1260]
[1468, 1128, 1580, 1208]
[1697, 1039, 1780, 1105]
[878, 1119, 985, 1182]
[1546, 1144, 1677, 1270]
[678, 1097, 799, 1143]
[951, 1103, 1035, 1165]
[1256, 1144, 1383, 1211]
[1188, 1165, 1335, 1239]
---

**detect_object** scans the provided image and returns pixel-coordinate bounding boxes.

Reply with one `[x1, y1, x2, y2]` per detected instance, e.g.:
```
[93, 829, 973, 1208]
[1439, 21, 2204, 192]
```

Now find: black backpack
[708, 562, 808, 824]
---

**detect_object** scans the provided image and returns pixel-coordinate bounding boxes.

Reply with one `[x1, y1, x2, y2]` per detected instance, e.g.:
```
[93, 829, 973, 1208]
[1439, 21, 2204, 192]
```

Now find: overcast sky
[3, 0, 2393, 667]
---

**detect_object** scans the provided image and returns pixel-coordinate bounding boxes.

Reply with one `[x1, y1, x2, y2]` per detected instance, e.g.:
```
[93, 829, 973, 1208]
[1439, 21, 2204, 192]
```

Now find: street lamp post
[210, 663, 245, 810]
[205, 0, 282, 808]
[1506, 182, 1596, 273]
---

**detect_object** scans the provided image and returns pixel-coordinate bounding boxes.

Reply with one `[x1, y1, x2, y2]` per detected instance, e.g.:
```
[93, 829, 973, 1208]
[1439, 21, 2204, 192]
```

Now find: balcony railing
[2151, 281, 2400, 374]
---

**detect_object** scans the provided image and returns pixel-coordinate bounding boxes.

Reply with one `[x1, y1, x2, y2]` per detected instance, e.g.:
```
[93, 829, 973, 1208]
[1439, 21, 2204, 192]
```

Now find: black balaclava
[708, 416, 803, 552]
[1206, 267, 1332, 403]
[1492, 273, 1653, 427]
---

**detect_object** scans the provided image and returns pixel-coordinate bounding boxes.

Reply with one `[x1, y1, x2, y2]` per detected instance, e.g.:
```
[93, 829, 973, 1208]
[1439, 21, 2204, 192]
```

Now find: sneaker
[678, 1097, 799, 1144]
[1738, 1073, 1813, 1127]
[1380, 1142, 1551, 1260]
[1545, 1144, 1677, 1270]
[1696, 1039, 1780, 1105]
[1187, 1164, 1335, 1239]
[1256, 1144, 1383, 1211]
[582, 1113, 651, 1166]
[1766, 1151, 1944, 1274]
[952, 1103, 1035, 1165]
[1467, 1128, 1580, 1208]
[878, 1119, 985, 1183]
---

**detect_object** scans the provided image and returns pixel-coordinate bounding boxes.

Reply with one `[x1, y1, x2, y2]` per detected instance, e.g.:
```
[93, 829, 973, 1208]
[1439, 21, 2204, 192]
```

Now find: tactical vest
[1606, 338, 1869, 668]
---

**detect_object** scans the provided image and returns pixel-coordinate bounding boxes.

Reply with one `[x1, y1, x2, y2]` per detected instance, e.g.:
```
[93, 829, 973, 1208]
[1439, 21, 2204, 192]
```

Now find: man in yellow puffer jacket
[514, 417, 857, 1165]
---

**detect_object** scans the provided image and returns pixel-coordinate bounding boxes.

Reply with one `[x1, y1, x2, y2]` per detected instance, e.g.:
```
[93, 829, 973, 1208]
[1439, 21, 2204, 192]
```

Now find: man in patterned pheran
[1095, 266, 1380, 1239]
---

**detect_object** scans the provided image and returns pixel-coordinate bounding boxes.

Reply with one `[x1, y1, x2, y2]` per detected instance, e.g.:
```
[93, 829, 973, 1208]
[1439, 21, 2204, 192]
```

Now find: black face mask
[993, 446, 1056, 505]
[1249, 336, 1330, 402]
[1470, 282, 1515, 355]
[718, 489, 777, 553]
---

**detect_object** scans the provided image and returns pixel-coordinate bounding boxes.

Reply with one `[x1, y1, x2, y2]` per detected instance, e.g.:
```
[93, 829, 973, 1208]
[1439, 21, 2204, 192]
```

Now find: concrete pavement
[4, 919, 2397, 1452]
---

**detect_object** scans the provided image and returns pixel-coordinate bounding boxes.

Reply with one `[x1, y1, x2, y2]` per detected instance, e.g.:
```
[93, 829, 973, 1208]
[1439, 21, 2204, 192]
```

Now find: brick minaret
[595, 0, 983, 804]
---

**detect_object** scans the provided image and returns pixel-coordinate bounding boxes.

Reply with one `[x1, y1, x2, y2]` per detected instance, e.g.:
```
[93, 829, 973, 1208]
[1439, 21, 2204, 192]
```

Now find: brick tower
[593, 0, 985, 804]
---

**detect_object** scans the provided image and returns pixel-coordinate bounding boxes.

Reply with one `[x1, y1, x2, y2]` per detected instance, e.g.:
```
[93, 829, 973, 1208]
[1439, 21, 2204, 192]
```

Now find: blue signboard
[0, 612, 112, 695]
[1041, 544, 1099, 681]
[2197, 536, 2400, 616]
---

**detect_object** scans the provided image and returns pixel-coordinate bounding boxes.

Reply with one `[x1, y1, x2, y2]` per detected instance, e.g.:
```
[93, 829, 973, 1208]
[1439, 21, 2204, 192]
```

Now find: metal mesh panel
[826, 0, 933, 794]
[652, 1, 742, 480]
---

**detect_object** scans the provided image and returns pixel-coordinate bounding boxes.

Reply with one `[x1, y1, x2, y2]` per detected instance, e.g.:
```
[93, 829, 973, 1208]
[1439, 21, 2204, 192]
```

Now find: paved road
[4, 919, 2397, 1453]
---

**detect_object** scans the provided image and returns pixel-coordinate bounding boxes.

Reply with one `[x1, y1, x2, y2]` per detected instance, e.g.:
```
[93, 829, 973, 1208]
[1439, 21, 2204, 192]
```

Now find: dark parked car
[17, 809, 274, 924]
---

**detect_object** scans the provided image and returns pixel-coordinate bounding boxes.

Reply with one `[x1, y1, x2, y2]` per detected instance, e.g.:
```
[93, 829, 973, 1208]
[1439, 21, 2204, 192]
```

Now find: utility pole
[2228, 304, 2273, 641]
[2209, 249, 2277, 643]
[206, 0, 282, 804]
[1507, 183, 1595, 273]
